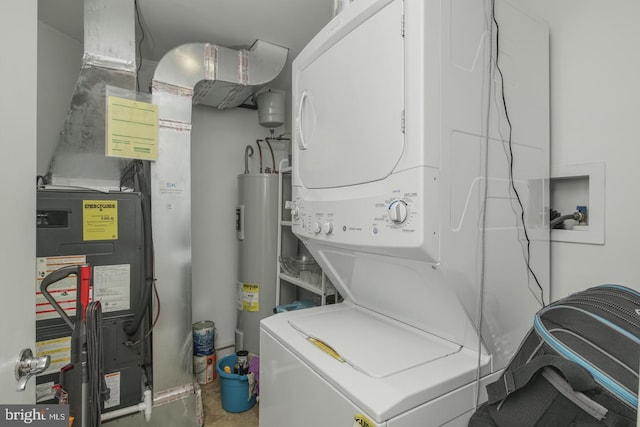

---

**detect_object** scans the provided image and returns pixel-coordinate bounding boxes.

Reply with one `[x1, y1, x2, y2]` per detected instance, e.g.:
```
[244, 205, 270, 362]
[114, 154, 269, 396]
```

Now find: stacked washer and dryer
[260, 0, 550, 426]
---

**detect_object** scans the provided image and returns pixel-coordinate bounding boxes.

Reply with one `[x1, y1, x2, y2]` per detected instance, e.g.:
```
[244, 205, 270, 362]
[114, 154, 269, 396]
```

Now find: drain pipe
[101, 388, 152, 422]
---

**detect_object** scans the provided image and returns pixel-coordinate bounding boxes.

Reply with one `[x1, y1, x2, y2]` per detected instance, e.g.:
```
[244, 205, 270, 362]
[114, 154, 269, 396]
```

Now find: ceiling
[38, 0, 334, 90]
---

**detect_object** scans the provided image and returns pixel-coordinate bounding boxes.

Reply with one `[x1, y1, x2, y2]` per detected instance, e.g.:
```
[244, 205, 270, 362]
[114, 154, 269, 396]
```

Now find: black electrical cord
[264, 138, 276, 172]
[134, 0, 145, 92]
[126, 278, 160, 347]
[87, 301, 108, 427]
[124, 160, 156, 337]
[492, 0, 545, 307]
[255, 140, 264, 173]
[119, 161, 137, 191]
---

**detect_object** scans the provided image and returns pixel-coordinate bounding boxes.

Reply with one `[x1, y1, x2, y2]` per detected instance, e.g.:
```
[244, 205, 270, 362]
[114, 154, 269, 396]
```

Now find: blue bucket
[216, 354, 257, 413]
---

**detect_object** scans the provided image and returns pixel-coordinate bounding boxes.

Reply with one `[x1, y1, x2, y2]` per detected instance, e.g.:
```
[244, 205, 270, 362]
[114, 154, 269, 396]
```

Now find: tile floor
[201, 376, 259, 427]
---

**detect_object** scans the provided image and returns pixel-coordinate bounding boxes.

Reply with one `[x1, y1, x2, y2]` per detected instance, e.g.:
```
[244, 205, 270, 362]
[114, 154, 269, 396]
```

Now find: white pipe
[101, 389, 152, 422]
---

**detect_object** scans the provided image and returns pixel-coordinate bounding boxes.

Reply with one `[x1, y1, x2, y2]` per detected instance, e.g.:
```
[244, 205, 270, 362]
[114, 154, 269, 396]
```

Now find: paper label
[107, 95, 158, 160]
[242, 283, 260, 312]
[36, 256, 87, 321]
[159, 180, 185, 196]
[103, 372, 121, 409]
[353, 414, 376, 427]
[83, 200, 118, 241]
[36, 336, 71, 376]
[93, 264, 131, 312]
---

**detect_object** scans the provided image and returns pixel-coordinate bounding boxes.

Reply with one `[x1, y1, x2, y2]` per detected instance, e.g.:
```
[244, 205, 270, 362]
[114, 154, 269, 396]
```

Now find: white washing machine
[260, 0, 550, 425]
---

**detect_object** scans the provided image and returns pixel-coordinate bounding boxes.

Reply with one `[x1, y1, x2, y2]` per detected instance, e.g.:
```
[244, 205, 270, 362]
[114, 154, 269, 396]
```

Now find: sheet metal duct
[149, 39, 287, 392]
[46, 0, 136, 189]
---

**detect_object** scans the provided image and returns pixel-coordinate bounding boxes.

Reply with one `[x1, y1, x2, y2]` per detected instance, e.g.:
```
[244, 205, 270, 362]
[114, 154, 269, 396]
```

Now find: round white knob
[312, 222, 322, 234]
[388, 200, 408, 224]
[322, 222, 333, 235]
[291, 207, 300, 219]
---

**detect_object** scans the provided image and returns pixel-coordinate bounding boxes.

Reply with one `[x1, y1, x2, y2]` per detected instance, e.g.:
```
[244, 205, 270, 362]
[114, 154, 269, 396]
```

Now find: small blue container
[216, 354, 257, 413]
[274, 299, 317, 313]
[193, 321, 215, 356]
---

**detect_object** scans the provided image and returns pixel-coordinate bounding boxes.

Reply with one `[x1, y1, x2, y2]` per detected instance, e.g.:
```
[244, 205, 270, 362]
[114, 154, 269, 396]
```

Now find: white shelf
[279, 273, 336, 297]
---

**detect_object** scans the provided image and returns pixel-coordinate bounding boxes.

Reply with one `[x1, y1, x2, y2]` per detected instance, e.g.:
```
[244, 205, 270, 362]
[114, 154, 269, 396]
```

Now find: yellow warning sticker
[353, 414, 375, 427]
[36, 336, 71, 376]
[242, 283, 260, 312]
[106, 95, 158, 160]
[83, 200, 118, 241]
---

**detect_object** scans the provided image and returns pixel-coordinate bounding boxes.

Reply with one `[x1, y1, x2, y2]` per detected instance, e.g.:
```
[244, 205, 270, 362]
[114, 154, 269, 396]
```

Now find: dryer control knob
[322, 222, 333, 235]
[388, 200, 408, 224]
[312, 222, 322, 234]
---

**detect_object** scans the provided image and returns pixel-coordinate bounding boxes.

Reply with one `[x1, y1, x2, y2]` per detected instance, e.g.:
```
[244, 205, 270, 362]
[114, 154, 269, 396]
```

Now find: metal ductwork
[46, 0, 136, 188]
[148, 38, 287, 398]
[154, 40, 288, 109]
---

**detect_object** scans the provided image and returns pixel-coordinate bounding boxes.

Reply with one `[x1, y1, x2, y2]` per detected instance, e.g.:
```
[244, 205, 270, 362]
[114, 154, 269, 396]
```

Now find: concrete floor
[201, 376, 259, 427]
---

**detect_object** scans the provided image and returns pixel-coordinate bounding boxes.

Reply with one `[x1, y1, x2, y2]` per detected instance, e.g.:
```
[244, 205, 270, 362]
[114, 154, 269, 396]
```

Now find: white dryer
[260, 0, 550, 425]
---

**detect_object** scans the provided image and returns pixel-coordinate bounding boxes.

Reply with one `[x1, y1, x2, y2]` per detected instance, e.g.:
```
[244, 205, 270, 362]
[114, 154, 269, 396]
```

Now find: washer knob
[322, 222, 333, 235]
[312, 222, 322, 234]
[388, 200, 408, 224]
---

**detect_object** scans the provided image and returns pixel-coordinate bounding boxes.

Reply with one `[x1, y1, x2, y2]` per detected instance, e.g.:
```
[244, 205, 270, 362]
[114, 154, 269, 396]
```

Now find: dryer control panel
[291, 167, 440, 263]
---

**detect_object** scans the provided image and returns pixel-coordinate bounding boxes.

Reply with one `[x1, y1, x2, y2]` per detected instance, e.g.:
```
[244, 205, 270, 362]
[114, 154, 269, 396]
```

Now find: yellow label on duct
[83, 200, 118, 241]
[242, 283, 260, 312]
[353, 414, 375, 427]
[106, 95, 158, 160]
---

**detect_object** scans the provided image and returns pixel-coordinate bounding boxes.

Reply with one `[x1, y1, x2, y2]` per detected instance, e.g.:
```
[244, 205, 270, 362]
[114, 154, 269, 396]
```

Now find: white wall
[0, 0, 37, 402]
[520, 1, 640, 299]
[191, 106, 289, 350]
[37, 22, 82, 176]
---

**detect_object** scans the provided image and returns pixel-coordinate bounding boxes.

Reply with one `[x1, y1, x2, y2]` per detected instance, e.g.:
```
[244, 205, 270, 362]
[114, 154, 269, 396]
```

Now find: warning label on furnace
[36, 255, 87, 321]
[83, 200, 118, 241]
[242, 283, 260, 312]
[94, 264, 131, 313]
[103, 372, 121, 409]
[36, 336, 71, 376]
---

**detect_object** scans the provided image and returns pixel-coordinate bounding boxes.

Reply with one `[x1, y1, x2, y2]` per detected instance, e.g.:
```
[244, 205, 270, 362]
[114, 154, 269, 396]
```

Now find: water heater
[235, 173, 279, 355]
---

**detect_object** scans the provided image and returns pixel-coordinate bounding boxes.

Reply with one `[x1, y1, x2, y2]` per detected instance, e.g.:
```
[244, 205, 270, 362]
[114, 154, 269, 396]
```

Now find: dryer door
[293, 0, 404, 189]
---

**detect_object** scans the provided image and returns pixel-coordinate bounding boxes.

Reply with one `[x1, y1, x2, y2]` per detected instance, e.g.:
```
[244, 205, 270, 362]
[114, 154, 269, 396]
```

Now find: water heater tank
[257, 90, 285, 128]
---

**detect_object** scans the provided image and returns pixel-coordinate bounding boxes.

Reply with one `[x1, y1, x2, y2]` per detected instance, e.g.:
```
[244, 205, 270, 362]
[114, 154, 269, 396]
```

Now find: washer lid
[289, 304, 460, 378]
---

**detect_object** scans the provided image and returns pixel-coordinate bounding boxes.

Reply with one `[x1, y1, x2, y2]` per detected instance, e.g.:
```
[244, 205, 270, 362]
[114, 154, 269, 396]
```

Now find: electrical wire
[124, 160, 156, 337]
[491, 0, 546, 308]
[120, 161, 137, 191]
[126, 278, 160, 347]
[255, 140, 264, 173]
[86, 301, 108, 427]
[134, 0, 145, 92]
[264, 138, 276, 172]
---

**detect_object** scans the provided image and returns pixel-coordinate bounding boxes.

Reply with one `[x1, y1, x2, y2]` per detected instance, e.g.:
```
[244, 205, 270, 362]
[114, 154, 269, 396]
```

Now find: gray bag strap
[487, 355, 597, 405]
